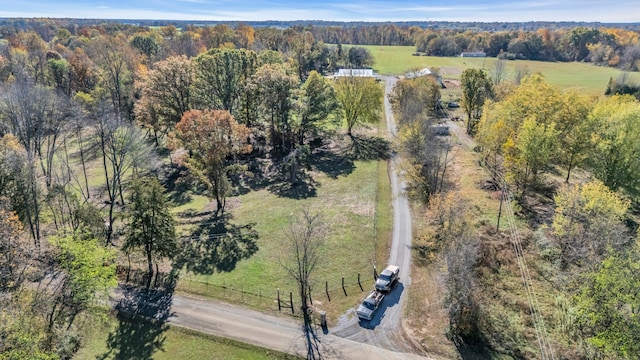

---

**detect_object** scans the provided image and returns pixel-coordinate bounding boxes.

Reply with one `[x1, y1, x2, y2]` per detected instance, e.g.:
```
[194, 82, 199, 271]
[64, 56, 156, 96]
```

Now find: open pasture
[359, 45, 640, 95]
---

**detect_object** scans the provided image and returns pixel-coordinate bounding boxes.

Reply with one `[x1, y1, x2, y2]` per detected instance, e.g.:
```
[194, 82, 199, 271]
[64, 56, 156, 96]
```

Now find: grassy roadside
[74, 312, 300, 360]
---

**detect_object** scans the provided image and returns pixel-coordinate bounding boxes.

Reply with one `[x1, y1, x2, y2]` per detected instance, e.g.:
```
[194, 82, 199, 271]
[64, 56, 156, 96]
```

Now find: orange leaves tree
[173, 109, 251, 215]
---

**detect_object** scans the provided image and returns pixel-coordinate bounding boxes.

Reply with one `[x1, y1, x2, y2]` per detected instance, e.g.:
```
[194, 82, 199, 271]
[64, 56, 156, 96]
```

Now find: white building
[405, 68, 432, 79]
[460, 51, 487, 58]
[334, 68, 375, 77]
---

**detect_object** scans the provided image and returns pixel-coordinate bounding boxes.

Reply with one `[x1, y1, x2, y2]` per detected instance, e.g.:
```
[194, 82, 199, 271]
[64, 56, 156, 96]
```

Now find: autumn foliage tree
[134, 55, 193, 143]
[334, 76, 383, 139]
[173, 110, 251, 214]
[477, 75, 591, 191]
[0, 198, 31, 291]
[390, 75, 441, 125]
[461, 68, 493, 135]
[552, 180, 631, 268]
[586, 95, 640, 194]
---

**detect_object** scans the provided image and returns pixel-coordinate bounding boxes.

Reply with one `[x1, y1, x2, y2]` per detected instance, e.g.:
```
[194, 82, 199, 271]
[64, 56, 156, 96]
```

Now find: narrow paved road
[330, 76, 427, 357]
[115, 76, 428, 359]
[168, 293, 426, 359]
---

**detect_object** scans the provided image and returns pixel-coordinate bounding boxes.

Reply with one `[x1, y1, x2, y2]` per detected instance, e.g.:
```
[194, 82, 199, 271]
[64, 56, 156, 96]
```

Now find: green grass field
[358, 45, 640, 95]
[174, 143, 391, 322]
[74, 313, 299, 360]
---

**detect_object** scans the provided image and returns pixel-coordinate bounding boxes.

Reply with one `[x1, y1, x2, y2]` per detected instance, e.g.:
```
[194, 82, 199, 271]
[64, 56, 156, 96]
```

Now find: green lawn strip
[74, 312, 299, 360]
[356, 45, 640, 95]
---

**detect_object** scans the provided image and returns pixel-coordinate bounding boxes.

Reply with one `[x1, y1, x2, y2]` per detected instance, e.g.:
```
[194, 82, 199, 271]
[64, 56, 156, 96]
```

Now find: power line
[501, 184, 555, 360]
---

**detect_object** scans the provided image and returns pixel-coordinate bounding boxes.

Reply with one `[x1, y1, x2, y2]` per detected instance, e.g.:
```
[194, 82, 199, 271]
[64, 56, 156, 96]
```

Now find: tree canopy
[173, 109, 252, 214]
[334, 76, 383, 138]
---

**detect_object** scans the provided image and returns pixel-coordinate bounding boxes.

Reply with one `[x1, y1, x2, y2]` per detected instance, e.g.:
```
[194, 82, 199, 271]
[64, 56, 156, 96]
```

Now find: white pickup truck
[356, 290, 385, 321]
[375, 265, 399, 292]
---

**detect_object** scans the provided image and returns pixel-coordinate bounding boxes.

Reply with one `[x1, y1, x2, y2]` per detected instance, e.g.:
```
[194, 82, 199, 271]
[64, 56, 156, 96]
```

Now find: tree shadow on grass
[311, 145, 355, 179]
[173, 214, 259, 276]
[348, 135, 392, 161]
[268, 176, 319, 199]
[160, 162, 197, 207]
[268, 147, 320, 199]
[98, 284, 175, 359]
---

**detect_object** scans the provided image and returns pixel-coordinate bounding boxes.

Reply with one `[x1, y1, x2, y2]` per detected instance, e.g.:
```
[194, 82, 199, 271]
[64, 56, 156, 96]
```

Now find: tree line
[3, 19, 640, 72]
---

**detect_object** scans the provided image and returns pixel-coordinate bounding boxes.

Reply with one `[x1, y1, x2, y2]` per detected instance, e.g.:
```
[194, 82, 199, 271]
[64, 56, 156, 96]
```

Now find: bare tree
[280, 210, 327, 360]
[444, 234, 480, 345]
[0, 81, 72, 189]
[514, 65, 530, 85]
[491, 59, 507, 85]
[92, 104, 157, 245]
[0, 81, 72, 244]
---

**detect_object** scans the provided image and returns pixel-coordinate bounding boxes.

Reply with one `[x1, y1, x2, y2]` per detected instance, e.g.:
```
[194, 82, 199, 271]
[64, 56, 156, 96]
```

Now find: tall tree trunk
[29, 160, 41, 246]
[565, 153, 575, 183]
[146, 243, 154, 289]
[101, 131, 116, 246]
[77, 128, 91, 200]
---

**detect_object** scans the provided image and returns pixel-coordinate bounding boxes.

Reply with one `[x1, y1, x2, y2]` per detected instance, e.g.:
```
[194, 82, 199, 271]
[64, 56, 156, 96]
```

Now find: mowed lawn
[358, 45, 640, 95]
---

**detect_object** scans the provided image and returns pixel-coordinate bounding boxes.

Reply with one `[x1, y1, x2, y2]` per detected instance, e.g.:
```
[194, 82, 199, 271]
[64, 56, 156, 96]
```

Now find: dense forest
[0, 17, 640, 359]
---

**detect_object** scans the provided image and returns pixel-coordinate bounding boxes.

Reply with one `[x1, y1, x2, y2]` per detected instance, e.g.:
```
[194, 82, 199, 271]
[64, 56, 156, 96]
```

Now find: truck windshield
[363, 301, 375, 310]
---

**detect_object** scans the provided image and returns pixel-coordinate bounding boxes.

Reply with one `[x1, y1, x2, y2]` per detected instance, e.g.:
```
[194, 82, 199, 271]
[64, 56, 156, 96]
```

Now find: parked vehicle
[375, 265, 399, 292]
[357, 290, 385, 321]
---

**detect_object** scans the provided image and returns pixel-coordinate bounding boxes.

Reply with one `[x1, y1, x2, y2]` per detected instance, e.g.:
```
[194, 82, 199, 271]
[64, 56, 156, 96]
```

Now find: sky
[0, 0, 639, 23]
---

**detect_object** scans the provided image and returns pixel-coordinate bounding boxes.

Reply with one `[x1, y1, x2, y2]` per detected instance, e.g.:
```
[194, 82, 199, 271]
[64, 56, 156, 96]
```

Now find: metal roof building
[334, 68, 375, 77]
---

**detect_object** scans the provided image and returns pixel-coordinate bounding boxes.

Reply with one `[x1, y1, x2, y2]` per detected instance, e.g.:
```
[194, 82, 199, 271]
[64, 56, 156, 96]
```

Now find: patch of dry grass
[405, 260, 457, 359]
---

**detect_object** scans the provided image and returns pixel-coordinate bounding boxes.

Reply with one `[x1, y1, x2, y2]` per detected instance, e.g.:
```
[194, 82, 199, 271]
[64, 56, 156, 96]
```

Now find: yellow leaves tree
[477, 75, 592, 190]
[586, 95, 640, 193]
[0, 197, 30, 291]
[553, 180, 630, 267]
[334, 76, 383, 139]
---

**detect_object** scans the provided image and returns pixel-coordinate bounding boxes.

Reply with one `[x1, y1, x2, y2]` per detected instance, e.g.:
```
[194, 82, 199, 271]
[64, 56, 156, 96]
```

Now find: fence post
[277, 289, 281, 311]
[289, 292, 294, 314]
[342, 277, 347, 296]
[358, 273, 363, 291]
[326, 281, 330, 302]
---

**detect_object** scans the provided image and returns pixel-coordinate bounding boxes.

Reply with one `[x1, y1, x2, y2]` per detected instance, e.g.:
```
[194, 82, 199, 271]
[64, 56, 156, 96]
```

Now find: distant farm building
[460, 51, 487, 58]
[405, 68, 432, 79]
[334, 68, 376, 78]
